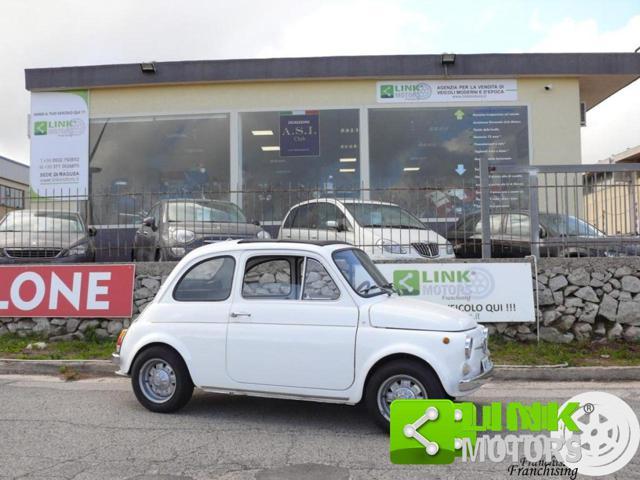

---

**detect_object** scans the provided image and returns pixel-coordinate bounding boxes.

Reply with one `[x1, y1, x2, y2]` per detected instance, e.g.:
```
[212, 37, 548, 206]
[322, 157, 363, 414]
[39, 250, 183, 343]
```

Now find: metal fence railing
[0, 161, 639, 263]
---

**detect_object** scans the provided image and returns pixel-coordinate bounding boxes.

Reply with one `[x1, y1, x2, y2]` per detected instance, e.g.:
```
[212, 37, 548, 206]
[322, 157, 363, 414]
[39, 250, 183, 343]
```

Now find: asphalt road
[0, 376, 638, 480]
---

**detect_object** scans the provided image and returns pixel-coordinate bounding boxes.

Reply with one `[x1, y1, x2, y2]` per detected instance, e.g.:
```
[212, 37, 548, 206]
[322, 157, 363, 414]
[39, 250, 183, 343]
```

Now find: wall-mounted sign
[376, 262, 535, 323]
[30, 91, 89, 197]
[279, 111, 320, 157]
[376, 79, 518, 103]
[0, 264, 135, 318]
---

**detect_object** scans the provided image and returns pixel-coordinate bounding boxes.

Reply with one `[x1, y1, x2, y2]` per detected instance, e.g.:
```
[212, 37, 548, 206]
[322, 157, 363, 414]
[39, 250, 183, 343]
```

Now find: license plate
[482, 357, 493, 373]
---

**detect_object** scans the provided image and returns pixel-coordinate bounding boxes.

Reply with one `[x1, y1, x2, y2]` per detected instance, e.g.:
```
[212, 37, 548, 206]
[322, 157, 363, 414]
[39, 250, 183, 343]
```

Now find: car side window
[316, 203, 347, 229]
[504, 214, 531, 236]
[474, 215, 503, 234]
[291, 204, 310, 229]
[302, 258, 340, 300]
[173, 256, 235, 301]
[282, 208, 296, 229]
[242, 256, 302, 298]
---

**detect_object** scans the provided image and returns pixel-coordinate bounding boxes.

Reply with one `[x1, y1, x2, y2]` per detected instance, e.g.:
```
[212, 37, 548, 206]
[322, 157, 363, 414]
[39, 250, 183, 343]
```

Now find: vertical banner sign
[279, 111, 320, 157]
[30, 91, 89, 197]
[376, 262, 535, 323]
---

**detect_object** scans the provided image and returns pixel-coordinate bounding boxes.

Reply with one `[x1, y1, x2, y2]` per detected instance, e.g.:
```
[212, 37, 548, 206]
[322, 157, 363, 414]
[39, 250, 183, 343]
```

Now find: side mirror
[87, 226, 98, 237]
[539, 226, 547, 239]
[252, 219, 260, 226]
[143, 216, 157, 231]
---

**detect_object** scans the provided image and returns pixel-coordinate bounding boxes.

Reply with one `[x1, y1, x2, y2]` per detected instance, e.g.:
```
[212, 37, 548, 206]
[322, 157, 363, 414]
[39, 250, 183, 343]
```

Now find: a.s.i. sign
[279, 111, 320, 157]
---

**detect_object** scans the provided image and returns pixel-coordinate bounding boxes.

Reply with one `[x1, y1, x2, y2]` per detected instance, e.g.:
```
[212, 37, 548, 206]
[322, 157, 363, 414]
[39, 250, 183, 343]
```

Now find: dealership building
[24, 53, 640, 245]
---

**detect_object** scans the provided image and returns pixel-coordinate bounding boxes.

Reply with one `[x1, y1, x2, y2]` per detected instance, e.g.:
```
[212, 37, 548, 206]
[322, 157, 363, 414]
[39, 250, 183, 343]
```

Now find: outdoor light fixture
[403, 167, 420, 172]
[252, 130, 274, 136]
[339, 168, 356, 173]
[261, 146, 280, 152]
[339, 158, 357, 163]
[441, 53, 456, 65]
[140, 62, 156, 73]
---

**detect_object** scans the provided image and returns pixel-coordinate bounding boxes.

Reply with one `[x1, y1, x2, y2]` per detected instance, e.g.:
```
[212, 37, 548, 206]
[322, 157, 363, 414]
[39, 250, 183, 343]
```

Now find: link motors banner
[0, 264, 135, 318]
[376, 79, 518, 103]
[30, 91, 89, 196]
[376, 262, 535, 323]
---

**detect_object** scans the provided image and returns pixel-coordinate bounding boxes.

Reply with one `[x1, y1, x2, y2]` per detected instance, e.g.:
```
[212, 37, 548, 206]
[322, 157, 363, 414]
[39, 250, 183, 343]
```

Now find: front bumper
[458, 358, 494, 392]
[0, 253, 94, 264]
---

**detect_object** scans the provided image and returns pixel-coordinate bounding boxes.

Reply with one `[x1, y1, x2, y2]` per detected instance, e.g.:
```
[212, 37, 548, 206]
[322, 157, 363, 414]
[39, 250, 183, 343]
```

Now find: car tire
[131, 345, 194, 413]
[364, 359, 447, 431]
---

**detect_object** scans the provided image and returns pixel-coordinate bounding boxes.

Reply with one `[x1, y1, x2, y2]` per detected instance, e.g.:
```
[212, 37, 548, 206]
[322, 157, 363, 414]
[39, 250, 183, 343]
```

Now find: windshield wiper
[360, 283, 394, 296]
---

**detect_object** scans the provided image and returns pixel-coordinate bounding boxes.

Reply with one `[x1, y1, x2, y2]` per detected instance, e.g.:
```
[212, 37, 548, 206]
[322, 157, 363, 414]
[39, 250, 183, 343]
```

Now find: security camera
[544, 84, 553, 91]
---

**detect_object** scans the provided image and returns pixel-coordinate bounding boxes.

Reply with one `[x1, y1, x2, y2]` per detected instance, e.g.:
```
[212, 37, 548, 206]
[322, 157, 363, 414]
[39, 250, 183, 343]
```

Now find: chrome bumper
[458, 361, 494, 392]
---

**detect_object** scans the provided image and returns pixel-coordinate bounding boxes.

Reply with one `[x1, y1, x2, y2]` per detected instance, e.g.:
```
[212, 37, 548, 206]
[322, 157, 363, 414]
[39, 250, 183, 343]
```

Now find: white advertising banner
[376, 79, 518, 103]
[376, 262, 535, 323]
[30, 91, 89, 197]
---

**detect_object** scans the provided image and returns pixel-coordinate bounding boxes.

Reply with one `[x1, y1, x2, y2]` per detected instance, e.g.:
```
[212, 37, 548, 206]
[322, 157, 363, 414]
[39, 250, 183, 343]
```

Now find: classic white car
[113, 239, 492, 428]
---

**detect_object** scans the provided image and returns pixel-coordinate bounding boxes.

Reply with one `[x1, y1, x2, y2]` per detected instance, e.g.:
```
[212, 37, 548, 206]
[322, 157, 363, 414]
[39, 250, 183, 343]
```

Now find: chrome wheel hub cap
[139, 358, 177, 404]
[377, 375, 427, 421]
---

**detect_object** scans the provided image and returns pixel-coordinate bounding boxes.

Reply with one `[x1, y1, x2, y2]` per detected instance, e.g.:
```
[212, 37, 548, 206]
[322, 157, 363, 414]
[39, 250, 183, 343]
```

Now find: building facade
[0, 156, 28, 218]
[24, 53, 640, 255]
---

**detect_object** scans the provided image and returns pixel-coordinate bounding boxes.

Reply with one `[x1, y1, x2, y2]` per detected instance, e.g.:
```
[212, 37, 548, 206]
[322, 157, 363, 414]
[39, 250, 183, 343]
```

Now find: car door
[157, 254, 237, 387]
[503, 214, 532, 257]
[226, 251, 359, 391]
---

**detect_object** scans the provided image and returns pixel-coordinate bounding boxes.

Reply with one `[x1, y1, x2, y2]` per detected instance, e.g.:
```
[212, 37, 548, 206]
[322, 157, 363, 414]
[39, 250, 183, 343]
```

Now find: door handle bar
[230, 312, 252, 318]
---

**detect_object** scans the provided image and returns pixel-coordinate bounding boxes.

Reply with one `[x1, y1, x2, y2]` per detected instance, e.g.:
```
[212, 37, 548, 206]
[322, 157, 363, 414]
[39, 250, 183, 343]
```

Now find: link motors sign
[376, 79, 518, 103]
[376, 262, 535, 323]
[0, 265, 135, 318]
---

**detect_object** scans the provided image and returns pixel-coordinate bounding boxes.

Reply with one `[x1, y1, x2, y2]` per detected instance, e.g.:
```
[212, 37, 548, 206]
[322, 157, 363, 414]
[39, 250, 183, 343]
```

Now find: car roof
[181, 239, 354, 259]
[288, 198, 398, 208]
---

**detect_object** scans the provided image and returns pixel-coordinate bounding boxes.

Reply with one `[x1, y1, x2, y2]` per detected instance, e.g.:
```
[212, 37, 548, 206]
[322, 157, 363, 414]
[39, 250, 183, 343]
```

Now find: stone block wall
[1, 258, 640, 343]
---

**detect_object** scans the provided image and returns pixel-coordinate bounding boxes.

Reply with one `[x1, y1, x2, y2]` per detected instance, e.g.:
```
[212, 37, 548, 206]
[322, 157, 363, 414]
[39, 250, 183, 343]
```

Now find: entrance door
[226, 253, 358, 390]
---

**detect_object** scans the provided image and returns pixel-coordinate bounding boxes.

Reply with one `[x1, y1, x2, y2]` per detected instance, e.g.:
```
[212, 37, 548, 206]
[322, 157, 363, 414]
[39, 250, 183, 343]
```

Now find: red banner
[0, 264, 135, 318]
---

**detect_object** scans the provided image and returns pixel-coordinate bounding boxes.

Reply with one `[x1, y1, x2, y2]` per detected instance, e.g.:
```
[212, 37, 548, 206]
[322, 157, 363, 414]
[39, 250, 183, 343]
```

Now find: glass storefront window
[368, 106, 529, 227]
[240, 109, 360, 222]
[89, 115, 230, 225]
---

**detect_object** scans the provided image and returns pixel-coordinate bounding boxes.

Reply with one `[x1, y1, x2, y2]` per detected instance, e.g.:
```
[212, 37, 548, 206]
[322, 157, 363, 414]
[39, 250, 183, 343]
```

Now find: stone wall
[1, 258, 640, 343]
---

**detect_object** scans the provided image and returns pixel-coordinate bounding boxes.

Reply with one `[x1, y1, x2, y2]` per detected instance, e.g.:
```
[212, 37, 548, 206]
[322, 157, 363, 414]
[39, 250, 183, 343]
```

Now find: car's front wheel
[131, 346, 194, 413]
[364, 359, 447, 430]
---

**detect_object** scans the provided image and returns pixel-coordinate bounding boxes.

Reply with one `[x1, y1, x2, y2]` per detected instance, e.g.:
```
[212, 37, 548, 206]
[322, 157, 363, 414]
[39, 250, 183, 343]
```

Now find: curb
[0, 359, 639, 381]
[0, 359, 116, 377]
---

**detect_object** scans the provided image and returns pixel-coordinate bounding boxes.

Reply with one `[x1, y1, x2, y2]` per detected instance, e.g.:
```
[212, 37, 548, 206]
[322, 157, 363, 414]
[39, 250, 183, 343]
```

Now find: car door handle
[230, 312, 252, 318]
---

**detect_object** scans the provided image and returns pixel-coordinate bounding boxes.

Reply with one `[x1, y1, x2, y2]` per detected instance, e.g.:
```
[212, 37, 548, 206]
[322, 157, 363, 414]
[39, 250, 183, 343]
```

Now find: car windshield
[167, 201, 247, 223]
[0, 211, 83, 233]
[343, 203, 426, 229]
[542, 214, 606, 237]
[332, 248, 392, 297]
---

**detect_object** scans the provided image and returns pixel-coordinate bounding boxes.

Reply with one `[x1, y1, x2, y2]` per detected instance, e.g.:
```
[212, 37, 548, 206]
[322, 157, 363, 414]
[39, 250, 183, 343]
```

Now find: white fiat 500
[114, 239, 492, 428]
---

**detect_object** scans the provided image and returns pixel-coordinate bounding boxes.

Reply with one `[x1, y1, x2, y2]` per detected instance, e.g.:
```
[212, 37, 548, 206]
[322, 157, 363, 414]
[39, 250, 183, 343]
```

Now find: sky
[0, 0, 639, 165]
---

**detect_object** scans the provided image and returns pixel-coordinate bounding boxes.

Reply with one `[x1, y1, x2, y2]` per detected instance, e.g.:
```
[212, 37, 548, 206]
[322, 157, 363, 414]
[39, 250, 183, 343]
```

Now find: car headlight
[376, 239, 407, 254]
[170, 228, 195, 244]
[257, 230, 271, 239]
[464, 336, 474, 359]
[66, 244, 87, 256]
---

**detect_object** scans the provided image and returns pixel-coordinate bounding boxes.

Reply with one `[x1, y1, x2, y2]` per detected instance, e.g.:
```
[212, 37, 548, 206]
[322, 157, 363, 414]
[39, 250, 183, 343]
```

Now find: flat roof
[0, 156, 29, 185]
[24, 53, 640, 110]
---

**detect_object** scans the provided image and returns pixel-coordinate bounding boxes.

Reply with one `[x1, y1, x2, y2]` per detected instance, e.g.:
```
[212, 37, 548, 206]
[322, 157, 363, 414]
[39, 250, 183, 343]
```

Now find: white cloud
[528, 15, 640, 163]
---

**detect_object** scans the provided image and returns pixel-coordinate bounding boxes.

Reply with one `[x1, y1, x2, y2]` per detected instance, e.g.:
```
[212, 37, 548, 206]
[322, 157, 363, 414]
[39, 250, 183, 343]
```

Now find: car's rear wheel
[364, 359, 447, 431]
[131, 346, 193, 413]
